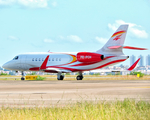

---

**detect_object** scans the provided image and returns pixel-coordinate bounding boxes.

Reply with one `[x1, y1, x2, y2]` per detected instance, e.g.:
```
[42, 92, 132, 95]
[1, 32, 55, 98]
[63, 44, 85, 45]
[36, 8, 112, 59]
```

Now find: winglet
[127, 58, 140, 71]
[40, 55, 49, 70]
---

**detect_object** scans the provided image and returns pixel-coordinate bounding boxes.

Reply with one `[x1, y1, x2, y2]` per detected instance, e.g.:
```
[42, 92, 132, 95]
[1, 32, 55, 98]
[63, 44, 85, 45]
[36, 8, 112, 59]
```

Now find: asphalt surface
[0, 80, 150, 107]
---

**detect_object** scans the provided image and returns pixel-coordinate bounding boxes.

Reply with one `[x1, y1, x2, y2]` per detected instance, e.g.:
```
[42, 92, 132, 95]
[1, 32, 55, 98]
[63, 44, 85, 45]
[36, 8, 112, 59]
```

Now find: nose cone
[2, 62, 10, 70]
[2, 61, 14, 70]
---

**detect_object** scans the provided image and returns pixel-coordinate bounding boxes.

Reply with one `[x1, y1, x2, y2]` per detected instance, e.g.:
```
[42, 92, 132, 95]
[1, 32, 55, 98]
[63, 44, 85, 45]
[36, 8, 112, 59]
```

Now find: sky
[0, 0, 150, 66]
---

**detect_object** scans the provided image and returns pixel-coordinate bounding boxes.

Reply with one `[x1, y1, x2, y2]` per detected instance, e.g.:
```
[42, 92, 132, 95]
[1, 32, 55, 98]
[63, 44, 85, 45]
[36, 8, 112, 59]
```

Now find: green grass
[0, 75, 150, 81]
[0, 99, 150, 120]
[36, 75, 46, 81]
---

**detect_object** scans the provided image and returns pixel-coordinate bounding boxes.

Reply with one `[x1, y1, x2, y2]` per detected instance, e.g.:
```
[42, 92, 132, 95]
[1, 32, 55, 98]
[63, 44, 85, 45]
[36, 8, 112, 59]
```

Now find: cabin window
[35, 58, 37, 61]
[13, 56, 19, 60]
[39, 58, 41, 61]
[52, 58, 54, 61]
[32, 58, 34, 61]
[59, 58, 61, 61]
[42, 58, 44, 61]
[56, 58, 58, 61]
[49, 59, 50, 61]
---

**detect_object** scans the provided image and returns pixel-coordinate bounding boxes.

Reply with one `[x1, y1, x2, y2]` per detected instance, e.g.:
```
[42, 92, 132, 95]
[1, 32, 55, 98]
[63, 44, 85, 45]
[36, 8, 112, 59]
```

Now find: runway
[0, 80, 150, 107]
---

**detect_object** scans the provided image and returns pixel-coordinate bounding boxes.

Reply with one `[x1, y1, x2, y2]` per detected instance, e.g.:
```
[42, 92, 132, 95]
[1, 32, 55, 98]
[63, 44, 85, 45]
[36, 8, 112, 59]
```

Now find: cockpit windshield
[13, 56, 19, 60]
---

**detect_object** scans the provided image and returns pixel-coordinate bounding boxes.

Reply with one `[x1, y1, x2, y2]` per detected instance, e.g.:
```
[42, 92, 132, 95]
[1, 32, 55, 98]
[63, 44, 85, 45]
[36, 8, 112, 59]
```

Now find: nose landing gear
[21, 71, 25, 80]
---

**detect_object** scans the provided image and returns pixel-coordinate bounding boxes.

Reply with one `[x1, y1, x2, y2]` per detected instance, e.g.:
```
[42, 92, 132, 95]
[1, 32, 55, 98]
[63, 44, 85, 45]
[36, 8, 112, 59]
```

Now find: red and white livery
[2, 25, 146, 80]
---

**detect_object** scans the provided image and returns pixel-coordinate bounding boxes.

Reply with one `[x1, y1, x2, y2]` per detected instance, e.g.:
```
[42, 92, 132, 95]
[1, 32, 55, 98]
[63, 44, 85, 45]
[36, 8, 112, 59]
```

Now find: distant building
[146, 55, 150, 66]
[138, 55, 144, 67]
[130, 55, 136, 66]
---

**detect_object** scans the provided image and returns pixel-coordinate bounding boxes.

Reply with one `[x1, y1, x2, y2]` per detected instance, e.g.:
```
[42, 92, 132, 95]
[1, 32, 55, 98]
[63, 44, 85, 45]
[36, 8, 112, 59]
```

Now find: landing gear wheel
[21, 71, 25, 81]
[21, 77, 25, 80]
[76, 75, 83, 80]
[57, 75, 64, 80]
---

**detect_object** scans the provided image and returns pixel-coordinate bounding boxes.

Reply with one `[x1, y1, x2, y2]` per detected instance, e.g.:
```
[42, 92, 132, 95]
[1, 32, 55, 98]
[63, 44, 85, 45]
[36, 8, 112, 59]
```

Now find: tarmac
[0, 80, 150, 107]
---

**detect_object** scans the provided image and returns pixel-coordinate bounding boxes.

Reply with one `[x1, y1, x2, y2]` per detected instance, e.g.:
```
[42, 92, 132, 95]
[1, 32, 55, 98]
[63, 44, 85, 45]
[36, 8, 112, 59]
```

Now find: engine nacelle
[77, 52, 104, 63]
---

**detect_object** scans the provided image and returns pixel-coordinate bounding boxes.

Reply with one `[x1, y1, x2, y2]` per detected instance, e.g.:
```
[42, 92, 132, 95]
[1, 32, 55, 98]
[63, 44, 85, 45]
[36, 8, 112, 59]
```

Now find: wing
[44, 68, 72, 73]
[111, 58, 140, 72]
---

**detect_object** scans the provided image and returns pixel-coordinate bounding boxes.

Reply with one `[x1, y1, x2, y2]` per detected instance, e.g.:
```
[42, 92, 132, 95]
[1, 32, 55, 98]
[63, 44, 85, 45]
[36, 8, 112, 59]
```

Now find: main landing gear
[57, 72, 84, 80]
[76, 72, 83, 80]
[21, 71, 25, 80]
[57, 72, 64, 80]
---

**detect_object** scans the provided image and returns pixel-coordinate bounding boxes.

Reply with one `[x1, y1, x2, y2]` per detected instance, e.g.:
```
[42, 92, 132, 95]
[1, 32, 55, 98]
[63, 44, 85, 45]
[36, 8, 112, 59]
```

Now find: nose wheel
[21, 71, 25, 80]
[21, 77, 25, 80]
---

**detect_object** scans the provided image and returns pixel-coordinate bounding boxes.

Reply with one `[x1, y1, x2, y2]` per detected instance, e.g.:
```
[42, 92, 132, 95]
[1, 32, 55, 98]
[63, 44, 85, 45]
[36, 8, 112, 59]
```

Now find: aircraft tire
[57, 75, 64, 80]
[21, 77, 25, 80]
[76, 75, 83, 80]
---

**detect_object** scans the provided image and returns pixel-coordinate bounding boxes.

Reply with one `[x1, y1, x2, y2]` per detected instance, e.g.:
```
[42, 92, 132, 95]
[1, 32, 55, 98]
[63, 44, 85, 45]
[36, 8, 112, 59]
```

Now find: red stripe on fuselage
[93, 59, 126, 70]
[46, 59, 127, 72]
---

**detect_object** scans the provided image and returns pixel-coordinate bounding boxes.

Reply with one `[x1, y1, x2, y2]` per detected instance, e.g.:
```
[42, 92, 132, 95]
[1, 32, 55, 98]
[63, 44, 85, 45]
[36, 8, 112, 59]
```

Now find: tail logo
[113, 34, 122, 41]
[111, 30, 126, 41]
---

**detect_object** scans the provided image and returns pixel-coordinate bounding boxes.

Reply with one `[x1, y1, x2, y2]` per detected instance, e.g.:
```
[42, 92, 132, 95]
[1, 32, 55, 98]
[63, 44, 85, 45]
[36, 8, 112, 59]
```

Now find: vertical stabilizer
[96, 25, 129, 55]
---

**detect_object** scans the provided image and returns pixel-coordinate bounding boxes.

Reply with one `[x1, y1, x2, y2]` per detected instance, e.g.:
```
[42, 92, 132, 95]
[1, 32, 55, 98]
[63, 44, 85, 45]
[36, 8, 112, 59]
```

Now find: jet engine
[77, 52, 104, 63]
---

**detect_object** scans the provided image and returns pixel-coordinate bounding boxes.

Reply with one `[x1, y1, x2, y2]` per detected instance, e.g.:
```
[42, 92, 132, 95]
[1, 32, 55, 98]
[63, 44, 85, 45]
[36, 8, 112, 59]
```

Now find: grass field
[0, 99, 150, 120]
[0, 75, 150, 81]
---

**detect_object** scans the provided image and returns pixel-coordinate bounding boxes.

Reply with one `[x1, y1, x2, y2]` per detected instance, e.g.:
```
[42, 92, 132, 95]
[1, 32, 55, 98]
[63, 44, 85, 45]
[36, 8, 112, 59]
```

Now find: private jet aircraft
[2, 25, 146, 80]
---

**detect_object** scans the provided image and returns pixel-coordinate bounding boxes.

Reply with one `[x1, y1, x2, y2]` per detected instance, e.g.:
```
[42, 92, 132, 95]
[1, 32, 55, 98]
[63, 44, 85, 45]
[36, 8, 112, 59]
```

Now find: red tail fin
[128, 58, 140, 71]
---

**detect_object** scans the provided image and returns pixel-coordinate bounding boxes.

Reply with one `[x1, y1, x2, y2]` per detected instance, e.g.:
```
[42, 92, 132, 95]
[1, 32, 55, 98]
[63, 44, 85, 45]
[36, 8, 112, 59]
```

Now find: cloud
[95, 37, 107, 44]
[129, 27, 148, 39]
[7, 36, 19, 41]
[67, 35, 83, 43]
[18, 0, 48, 8]
[43, 38, 54, 43]
[0, 0, 15, 5]
[0, 0, 49, 8]
[108, 20, 148, 39]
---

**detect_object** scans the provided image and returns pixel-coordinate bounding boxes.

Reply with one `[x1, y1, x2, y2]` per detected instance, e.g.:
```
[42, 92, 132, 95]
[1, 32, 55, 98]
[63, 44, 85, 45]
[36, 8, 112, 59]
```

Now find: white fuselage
[2, 52, 129, 73]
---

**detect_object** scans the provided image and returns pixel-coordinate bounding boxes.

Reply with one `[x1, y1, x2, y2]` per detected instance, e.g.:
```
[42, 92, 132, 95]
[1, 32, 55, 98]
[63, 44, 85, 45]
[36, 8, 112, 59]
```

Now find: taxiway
[0, 80, 149, 107]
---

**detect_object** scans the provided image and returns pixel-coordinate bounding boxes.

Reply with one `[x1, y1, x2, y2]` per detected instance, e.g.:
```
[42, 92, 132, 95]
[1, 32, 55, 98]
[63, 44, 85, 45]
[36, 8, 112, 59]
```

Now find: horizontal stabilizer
[123, 46, 147, 50]
[40, 55, 49, 70]
[108, 46, 147, 50]
[128, 58, 140, 71]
